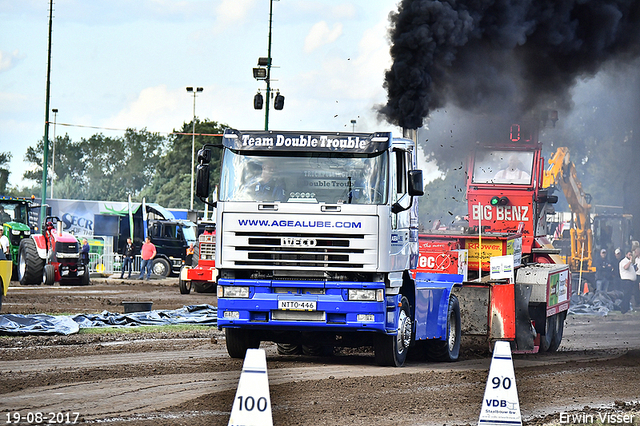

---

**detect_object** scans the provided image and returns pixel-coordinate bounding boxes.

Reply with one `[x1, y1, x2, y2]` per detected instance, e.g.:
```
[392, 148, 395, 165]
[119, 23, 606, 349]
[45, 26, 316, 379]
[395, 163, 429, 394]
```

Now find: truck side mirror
[408, 170, 424, 196]
[198, 148, 212, 164]
[196, 164, 210, 198]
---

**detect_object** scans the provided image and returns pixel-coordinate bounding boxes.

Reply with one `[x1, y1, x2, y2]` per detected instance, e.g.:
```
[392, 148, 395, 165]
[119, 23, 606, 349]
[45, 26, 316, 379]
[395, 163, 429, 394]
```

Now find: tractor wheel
[0, 293, 3, 311]
[18, 239, 45, 286]
[225, 328, 260, 359]
[80, 264, 90, 286]
[43, 264, 55, 286]
[179, 275, 191, 294]
[374, 296, 412, 367]
[151, 258, 171, 278]
[425, 295, 461, 362]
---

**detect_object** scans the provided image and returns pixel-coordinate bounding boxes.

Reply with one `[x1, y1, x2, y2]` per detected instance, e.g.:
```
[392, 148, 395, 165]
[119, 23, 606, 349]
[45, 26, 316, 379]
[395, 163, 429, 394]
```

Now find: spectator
[612, 248, 624, 292]
[186, 243, 195, 266]
[619, 250, 636, 314]
[120, 237, 135, 279]
[138, 237, 156, 280]
[81, 238, 90, 266]
[595, 248, 613, 293]
[0, 228, 9, 259]
[634, 247, 640, 308]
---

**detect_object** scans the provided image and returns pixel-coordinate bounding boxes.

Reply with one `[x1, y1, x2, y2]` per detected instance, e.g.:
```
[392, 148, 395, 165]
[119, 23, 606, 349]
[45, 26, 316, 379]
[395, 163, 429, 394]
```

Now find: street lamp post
[186, 86, 203, 212]
[51, 108, 58, 198]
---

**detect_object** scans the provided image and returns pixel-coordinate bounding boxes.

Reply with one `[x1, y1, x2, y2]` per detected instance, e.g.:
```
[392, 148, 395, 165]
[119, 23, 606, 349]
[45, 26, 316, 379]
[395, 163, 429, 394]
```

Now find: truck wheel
[179, 276, 191, 294]
[226, 328, 260, 359]
[277, 343, 302, 355]
[151, 258, 171, 277]
[18, 239, 45, 286]
[302, 344, 333, 357]
[374, 296, 412, 367]
[43, 264, 55, 286]
[426, 294, 461, 362]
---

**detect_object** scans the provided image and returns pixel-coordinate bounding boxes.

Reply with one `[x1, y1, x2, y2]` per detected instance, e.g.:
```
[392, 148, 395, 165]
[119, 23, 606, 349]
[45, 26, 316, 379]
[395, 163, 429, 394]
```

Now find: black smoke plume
[379, 0, 640, 129]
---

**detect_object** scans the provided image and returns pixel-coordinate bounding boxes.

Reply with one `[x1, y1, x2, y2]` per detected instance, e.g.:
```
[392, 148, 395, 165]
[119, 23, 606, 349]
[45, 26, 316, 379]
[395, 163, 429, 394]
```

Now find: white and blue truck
[195, 129, 461, 366]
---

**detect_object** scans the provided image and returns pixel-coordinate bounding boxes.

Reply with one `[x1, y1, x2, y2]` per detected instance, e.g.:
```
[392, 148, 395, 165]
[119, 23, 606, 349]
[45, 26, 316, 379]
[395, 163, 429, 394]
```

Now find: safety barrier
[88, 253, 143, 275]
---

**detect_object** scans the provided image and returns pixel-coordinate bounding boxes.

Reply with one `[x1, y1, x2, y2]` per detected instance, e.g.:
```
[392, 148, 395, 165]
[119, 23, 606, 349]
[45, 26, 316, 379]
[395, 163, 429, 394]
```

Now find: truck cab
[196, 129, 461, 366]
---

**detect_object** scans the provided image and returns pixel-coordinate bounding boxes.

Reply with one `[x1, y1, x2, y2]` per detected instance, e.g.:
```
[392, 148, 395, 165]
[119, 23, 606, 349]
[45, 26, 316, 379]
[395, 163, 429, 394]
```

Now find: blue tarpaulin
[0, 305, 217, 336]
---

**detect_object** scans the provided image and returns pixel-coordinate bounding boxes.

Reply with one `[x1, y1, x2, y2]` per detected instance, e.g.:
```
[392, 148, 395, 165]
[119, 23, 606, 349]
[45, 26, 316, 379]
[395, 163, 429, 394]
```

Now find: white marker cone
[228, 348, 273, 426]
[478, 341, 522, 426]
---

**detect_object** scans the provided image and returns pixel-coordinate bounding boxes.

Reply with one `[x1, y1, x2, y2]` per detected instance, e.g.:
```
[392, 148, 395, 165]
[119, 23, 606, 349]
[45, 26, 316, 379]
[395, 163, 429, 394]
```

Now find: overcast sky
[1, 0, 408, 188]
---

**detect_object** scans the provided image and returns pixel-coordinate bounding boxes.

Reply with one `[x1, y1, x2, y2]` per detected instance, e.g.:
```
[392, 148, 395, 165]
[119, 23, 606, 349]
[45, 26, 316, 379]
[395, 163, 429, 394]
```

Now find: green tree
[142, 119, 228, 209]
[0, 151, 12, 194]
[23, 129, 165, 201]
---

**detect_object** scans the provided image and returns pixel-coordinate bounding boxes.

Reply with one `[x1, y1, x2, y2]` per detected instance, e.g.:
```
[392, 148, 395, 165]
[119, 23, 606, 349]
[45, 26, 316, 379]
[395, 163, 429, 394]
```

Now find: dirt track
[1, 278, 640, 425]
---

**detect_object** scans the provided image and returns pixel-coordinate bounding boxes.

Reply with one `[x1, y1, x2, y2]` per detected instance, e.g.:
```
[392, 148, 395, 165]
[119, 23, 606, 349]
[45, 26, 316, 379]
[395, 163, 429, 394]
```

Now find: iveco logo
[280, 237, 317, 247]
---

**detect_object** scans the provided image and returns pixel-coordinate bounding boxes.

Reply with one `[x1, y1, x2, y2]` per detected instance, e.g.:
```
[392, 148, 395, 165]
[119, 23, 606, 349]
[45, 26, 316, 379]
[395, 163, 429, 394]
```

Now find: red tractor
[18, 216, 90, 286]
[179, 224, 216, 294]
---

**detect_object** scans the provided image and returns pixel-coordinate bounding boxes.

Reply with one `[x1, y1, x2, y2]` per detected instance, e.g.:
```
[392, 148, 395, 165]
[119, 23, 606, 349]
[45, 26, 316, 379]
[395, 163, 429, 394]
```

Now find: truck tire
[43, 264, 55, 286]
[226, 328, 260, 359]
[540, 311, 565, 352]
[374, 296, 412, 367]
[18, 239, 45, 286]
[179, 276, 191, 294]
[151, 258, 171, 278]
[302, 344, 333, 357]
[277, 343, 302, 355]
[426, 295, 461, 362]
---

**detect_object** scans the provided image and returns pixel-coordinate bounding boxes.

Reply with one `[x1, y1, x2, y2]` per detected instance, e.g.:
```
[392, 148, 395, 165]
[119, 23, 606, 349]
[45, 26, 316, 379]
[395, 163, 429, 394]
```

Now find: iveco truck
[195, 129, 462, 366]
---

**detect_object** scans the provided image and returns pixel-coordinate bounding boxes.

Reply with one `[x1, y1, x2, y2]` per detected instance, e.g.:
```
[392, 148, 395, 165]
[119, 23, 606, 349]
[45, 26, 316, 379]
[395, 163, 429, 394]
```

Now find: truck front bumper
[217, 278, 400, 333]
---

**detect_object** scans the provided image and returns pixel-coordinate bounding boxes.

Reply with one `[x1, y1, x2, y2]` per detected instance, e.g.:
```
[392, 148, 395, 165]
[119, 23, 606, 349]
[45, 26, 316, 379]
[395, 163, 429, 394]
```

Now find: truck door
[390, 148, 411, 270]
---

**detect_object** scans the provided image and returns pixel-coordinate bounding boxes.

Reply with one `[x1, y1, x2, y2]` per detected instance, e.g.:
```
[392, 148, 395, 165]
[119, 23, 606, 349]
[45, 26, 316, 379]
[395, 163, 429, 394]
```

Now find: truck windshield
[181, 223, 197, 244]
[220, 150, 388, 204]
[472, 149, 534, 185]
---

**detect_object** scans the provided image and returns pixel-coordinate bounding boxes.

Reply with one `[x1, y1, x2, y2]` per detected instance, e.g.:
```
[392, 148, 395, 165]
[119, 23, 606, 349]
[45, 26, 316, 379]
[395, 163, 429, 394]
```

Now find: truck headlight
[348, 289, 384, 302]
[219, 286, 250, 298]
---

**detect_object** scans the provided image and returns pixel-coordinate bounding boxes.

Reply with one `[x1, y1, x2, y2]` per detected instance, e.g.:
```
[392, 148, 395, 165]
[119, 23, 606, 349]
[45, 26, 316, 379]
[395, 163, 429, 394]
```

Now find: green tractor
[0, 196, 39, 276]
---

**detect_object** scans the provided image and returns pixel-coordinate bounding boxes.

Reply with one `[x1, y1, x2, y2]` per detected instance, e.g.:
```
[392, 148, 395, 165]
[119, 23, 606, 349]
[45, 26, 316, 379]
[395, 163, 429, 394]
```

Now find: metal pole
[41, 0, 54, 230]
[264, 0, 274, 131]
[51, 108, 57, 198]
[190, 91, 196, 211]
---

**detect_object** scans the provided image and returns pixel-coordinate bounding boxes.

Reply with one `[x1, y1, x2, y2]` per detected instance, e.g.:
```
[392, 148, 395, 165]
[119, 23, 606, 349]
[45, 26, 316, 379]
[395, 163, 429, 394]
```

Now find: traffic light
[274, 93, 285, 110]
[254, 93, 264, 110]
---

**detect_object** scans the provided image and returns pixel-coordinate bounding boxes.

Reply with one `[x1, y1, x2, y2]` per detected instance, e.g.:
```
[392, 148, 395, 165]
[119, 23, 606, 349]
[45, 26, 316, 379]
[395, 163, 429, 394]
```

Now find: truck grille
[198, 234, 216, 260]
[231, 231, 366, 268]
